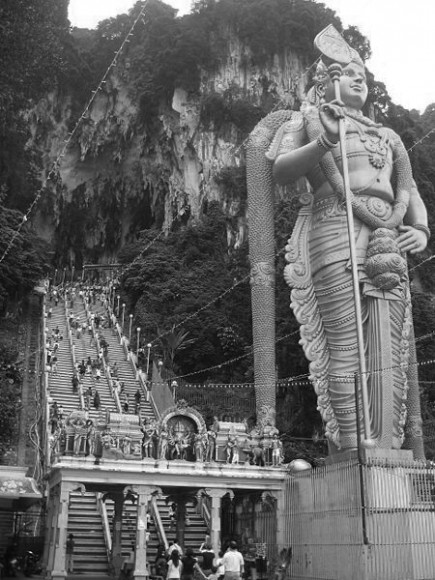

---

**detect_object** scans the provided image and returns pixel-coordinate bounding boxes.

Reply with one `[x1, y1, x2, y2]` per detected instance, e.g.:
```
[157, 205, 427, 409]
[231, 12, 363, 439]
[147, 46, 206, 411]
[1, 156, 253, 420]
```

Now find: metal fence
[176, 384, 256, 422]
[283, 454, 435, 580]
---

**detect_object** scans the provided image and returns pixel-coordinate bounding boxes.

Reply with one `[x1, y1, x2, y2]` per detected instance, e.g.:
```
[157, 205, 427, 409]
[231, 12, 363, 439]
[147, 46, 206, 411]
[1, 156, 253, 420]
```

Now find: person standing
[66, 533, 75, 574]
[167, 549, 183, 580]
[222, 541, 244, 580]
[72, 374, 79, 393]
[167, 538, 183, 558]
[134, 389, 142, 414]
[199, 543, 215, 576]
[93, 389, 101, 410]
[181, 548, 208, 580]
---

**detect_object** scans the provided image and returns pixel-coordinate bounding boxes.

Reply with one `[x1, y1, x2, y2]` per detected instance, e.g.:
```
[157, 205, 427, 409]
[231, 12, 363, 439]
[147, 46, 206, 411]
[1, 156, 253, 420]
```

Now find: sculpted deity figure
[205, 429, 217, 462]
[247, 32, 429, 457]
[158, 426, 169, 460]
[194, 430, 206, 462]
[141, 419, 156, 458]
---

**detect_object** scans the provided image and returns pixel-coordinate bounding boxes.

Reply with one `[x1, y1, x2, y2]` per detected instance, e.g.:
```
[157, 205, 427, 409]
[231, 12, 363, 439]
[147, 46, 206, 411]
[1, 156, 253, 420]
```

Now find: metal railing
[284, 454, 435, 580]
[151, 495, 168, 550]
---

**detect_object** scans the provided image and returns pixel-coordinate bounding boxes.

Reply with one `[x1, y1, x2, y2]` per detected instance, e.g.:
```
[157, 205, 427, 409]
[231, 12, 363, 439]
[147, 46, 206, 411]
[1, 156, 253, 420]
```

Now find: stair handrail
[96, 492, 113, 557]
[200, 494, 211, 531]
[83, 296, 123, 414]
[121, 335, 130, 361]
[65, 300, 85, 410]
[139, 371, 161, 421]
[94, 326, 123, 414]
[105, 303, 159, 422]
[150, 495, 169, 550]
[42, 300, 52, 470]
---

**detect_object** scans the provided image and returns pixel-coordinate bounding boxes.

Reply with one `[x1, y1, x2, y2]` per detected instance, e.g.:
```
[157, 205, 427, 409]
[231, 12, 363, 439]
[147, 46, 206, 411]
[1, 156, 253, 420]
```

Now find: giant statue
[247, 26, 429, 457]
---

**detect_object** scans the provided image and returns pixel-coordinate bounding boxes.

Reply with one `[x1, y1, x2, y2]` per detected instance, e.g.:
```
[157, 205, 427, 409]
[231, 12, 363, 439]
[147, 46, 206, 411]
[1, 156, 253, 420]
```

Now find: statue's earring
[316, 83, 326, 105]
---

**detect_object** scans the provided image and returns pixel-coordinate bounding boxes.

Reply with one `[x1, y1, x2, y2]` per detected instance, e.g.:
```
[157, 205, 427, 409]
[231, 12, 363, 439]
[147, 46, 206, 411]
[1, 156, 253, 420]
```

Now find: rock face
[30, 35, 309, 266]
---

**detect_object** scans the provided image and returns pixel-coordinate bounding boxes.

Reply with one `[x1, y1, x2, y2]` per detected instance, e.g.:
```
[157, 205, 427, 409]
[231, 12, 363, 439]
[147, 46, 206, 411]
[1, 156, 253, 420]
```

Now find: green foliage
[0, 205, 51, 311]
[0, 0, 69, 115]
[0, 340, 21, 462]
[200, 88, 264, 135]
[215, 166, 248, 216]
[0, 0, 70, 211]
[120, 202, 252, 382]
[74, 0, 348, 126]
[192, 0, 342, 66]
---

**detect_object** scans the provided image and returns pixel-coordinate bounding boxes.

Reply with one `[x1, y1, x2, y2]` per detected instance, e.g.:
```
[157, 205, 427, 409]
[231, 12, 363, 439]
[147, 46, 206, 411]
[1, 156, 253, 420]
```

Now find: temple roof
[0, 466, 42, 512]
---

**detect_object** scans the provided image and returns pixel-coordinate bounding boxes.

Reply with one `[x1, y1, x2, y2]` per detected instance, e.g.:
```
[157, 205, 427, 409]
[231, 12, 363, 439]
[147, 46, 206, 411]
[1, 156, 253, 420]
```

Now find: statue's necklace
[345, 111, 389, 169]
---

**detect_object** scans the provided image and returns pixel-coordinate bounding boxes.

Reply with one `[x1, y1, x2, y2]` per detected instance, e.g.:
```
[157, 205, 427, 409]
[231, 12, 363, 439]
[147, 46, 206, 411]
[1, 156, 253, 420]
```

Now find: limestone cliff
[29, 33, 309, 267]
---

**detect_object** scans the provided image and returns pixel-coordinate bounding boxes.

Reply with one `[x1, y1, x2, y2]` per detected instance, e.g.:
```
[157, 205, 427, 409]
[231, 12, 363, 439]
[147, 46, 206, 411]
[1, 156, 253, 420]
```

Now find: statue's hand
[397, 225, 428, 254]
[319, 100, 345, 143]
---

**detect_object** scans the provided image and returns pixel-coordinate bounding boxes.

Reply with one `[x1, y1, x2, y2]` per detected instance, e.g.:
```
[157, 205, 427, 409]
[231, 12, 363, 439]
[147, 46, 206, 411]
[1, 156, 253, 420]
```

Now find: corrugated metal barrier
[282, 454, 435, 580]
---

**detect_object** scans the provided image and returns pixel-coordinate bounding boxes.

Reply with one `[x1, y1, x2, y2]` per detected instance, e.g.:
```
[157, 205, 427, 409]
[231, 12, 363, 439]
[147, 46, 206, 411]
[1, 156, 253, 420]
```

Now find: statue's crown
[313, 24, 364, 82]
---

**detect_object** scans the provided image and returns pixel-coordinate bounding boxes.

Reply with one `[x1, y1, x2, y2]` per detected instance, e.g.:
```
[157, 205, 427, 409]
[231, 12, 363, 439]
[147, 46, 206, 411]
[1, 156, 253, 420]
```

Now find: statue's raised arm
[247, 25, 429, 457]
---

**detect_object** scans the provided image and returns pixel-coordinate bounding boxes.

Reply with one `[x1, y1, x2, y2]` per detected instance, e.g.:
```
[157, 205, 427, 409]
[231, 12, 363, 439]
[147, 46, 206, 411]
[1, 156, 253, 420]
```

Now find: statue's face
[324, 62, 368, 109]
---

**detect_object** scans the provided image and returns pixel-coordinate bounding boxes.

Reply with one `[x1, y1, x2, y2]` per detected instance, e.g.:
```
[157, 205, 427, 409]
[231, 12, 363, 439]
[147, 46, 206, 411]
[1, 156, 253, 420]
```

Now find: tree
[120, 202, 252, 382]
[0, 203, 51, 312]
[158, 325, 196, 374]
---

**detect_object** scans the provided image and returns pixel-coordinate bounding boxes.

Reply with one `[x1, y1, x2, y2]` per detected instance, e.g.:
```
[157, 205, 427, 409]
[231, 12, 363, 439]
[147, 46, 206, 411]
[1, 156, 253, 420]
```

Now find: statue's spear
[314, 25, 375, 449]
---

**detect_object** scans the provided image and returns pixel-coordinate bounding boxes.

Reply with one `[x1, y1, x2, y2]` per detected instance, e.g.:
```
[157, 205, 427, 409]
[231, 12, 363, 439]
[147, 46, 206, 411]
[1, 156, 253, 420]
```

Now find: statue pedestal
[288, 450, 435, 580]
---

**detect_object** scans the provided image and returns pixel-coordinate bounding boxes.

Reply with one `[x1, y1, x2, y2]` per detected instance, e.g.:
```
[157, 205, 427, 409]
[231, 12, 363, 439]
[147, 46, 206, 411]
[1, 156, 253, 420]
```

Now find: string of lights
[159, 353, 435, 390]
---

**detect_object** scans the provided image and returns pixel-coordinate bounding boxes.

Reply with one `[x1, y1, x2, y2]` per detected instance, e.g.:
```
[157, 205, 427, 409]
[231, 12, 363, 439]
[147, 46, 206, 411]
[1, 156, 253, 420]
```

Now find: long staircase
[68, 300, 117, 420]
[45, 302, 80, 415]
[105, 496, 209, 561]
[67, 491, 108, 575]
[44, 292, 187, 575]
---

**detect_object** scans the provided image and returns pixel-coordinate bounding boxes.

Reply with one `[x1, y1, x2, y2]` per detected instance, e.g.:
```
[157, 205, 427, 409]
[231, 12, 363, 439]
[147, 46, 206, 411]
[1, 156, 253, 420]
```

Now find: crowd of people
[148, 538, 244, 580]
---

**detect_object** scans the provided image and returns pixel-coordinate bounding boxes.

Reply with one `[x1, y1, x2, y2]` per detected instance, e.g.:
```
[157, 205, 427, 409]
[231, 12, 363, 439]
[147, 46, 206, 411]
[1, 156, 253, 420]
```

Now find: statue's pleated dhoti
[309, 200, 410, 450]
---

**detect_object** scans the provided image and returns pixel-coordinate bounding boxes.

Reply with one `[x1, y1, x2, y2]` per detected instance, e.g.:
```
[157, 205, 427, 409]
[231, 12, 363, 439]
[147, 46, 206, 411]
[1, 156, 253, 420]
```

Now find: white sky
[68, 0, 435, 113]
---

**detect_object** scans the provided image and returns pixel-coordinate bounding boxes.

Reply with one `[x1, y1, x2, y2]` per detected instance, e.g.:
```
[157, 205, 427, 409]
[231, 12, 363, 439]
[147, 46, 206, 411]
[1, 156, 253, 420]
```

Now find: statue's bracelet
[412, 223, 431, 240]
[316, 133, 338, 153]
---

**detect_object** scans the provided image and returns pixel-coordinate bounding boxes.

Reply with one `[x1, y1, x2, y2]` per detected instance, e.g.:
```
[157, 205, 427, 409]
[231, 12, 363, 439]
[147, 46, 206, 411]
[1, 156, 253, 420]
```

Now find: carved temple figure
[158, 427, 169, 459]
[66, 410, 88, 455]
[169, 430, 191, 460]
[194, 430, 206, 462]
[205, 429, 217, 462]
[272, 435, 284, 466]
[247, 28, 428, 457]
[85, 419, 96, 456]
[225, 433, 237, 463]
[142, 420, 156, 458]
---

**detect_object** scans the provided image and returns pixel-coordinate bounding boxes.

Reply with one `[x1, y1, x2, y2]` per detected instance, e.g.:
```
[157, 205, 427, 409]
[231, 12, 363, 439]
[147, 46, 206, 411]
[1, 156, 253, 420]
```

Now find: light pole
[61, 267, 66, 285]
[116, 294, 120, 317]
[54, 269, 58, 285]
[121, 304, 126, 333]
[129, 314, 133, 344]
[157, 359, 163, 378]
[71, 264, 75, 283]
[136, 327, 141, 363]
[146, 343, 152, 379]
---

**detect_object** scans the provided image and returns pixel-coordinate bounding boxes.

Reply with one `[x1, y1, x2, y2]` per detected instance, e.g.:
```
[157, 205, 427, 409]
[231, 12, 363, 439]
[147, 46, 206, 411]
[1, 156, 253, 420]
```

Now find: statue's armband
[265, 113, 306, 162]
